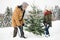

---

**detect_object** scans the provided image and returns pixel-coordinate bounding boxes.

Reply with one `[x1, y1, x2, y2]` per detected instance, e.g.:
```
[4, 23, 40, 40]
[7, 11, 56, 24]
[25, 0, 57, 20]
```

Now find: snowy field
[0, 20, 60, 40]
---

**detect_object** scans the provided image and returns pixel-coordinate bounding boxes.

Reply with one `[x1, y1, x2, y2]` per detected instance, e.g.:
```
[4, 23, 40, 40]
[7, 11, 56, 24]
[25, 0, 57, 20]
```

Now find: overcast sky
[0, 0, 60, 14]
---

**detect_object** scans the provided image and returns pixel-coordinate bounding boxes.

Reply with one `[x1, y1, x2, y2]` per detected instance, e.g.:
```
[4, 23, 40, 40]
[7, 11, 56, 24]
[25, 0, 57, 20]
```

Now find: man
[43, 9, 52, 37]
[12, 2, 29, 38]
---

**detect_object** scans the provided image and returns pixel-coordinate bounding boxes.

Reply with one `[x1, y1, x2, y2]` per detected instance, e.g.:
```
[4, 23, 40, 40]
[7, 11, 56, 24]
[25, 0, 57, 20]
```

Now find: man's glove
[22, 24, 24, 26]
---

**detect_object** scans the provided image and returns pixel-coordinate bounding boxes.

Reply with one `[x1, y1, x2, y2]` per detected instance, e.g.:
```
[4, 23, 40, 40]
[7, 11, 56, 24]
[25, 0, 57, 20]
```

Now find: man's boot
[18, 26, 26, 38]
[13, 27, 18, 37]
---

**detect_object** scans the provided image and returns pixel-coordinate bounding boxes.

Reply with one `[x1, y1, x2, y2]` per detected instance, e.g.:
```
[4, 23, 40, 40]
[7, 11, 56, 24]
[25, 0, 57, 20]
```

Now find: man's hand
[22, 24, 24, 26]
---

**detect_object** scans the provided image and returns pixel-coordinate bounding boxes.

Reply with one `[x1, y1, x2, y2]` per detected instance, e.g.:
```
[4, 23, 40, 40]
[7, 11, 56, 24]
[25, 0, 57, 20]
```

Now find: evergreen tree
[53, 5, 60, 20]
[25, 5, 44, 36]
[3, 7, 12, 27]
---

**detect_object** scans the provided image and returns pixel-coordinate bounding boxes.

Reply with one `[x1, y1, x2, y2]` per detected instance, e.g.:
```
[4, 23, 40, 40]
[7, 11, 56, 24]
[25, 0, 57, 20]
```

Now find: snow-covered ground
[0, 20, 60, 40]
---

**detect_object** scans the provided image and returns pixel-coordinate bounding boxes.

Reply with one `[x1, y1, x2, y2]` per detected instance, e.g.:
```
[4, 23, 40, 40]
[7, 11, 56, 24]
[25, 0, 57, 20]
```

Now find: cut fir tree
[25, 5, 44, 36]
[3, 7, 12, 27]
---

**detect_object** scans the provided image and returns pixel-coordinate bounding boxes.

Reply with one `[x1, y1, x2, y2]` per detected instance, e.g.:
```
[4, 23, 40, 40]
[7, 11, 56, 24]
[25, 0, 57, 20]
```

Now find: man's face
[23, 5, 28, 10]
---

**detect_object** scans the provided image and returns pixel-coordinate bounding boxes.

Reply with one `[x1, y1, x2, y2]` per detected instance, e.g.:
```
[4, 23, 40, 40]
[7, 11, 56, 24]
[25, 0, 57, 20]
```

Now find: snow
[0, 20, 60, 40]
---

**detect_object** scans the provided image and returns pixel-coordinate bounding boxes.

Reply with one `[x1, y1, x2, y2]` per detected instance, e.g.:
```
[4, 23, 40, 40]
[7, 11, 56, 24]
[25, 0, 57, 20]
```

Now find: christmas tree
[25, 5, 44, 36]
[3, 7, 12, 27]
